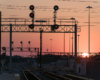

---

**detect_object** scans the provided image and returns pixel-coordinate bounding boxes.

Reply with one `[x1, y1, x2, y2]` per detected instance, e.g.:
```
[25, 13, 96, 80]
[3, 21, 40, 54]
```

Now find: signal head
[29, 5, 34, 10]
[28, 41, 30, 44]
[20, 48, 22, 51]
[11, 48, 13, 50]
[54, 24, 59, 29]
[20, 41, 23, 44]
[2, 47, 6, 50]
[2, 53, 6, 56]
[54, 5, 59, 11]
[29, 13, 34, 18]
[29, 24, 34, 29]
[11, 41, 13, 44]
[35, 48, 36, 50]
[28, 48, 30, 51]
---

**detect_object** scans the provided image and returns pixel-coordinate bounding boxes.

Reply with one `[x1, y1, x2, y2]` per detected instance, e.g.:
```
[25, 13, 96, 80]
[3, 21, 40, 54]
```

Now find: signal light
[51, 24, 59, 30]
[35, 48, 36, 50]
[2, 53, 6, 56]
[11, 48, 13, 50]
[20, 48, 22, 51]
[28, 41, 30, 44]
[2, 47, 6, 50]
[54, 24, 59, 29]
[29, 13, 34, 18]
[29, 24, 34, 29]
[20, 41, 23, 44]
[54, 5, 59, 11]
[28, 48, 30, 51]
[29, 5, 34, 10]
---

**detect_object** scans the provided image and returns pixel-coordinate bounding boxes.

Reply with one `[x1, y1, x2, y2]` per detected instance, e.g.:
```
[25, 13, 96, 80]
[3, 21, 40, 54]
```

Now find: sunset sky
[0, 0, 100, 57]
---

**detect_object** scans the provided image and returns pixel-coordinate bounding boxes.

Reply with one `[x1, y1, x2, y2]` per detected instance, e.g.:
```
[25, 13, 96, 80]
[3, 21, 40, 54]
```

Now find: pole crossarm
[1, 18, 81, 33]
[1, 47, 39, 52]
[1, 18, 77, 23]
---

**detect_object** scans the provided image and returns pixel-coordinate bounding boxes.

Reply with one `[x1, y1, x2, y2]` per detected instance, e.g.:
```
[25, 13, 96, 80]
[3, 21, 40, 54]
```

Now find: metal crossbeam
[1, 25, 81, 32]
[1, 18, 81, 33]
[1, 47, 39, 52]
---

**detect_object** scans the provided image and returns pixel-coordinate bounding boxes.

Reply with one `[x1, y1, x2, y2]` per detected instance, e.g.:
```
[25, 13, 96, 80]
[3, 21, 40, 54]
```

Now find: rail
[64, 74, 94, 80]
[20, 65, 41, 80]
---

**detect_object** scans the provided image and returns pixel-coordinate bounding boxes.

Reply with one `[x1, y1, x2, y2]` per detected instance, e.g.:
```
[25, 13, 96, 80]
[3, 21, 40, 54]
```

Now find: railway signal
[28, 41, 31, 51]
[20, 41, 23, 44]
[29, 13, 34, 18]
[54, 5, 59, 11]
[29, 5, 35, 29]
[2, 47, 6, 50]
[11, 48, 13, 50]
[2, 47, 6, 60]
[35, 48, 36, 50]
[20, 41, 23, 51]
[28, 41, 30, 44]
[29, 24, 34, 29]
[29, 5, 34, 10]
[2, 53, 6, 59]
[54, 24, 59, 29]
[28, 48, 30, 51]
[11, 41, 13, 44]
[2, 53, 6, 56]
[20, 48, 22, 51]
[51, 24, 59, 31]
[53, 5, 59, 26]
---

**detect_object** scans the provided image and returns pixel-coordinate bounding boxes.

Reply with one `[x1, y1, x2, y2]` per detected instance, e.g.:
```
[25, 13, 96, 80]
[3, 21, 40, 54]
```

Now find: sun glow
[82, 53, 89, 58]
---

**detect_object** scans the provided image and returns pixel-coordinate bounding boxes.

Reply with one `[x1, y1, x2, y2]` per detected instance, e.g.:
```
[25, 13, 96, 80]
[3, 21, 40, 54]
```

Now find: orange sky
[0, 0, 100, 57]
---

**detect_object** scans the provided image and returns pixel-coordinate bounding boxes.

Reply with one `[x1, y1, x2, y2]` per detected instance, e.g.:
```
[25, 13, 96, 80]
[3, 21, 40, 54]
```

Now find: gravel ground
[2, 62, 99, 80]
[1, 63, 25, 80]
[32, 70, 52, 80]
[23, 64, 52, 80]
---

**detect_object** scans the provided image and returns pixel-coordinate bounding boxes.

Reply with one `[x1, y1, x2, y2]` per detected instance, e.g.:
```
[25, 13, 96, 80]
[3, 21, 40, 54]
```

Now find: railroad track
[20, 65, 41, 80]
[37, 69, 72, 80]
[22, 64, 94, 80]
[26, 65, 72, 80]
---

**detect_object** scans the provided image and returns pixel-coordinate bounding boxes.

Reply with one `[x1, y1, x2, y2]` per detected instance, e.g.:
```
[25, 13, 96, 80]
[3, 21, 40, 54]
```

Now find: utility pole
[75, 24, 77, 74]
[50, 39, 52, 53]
[70, 17, 75, 56]
[77, 35, 80, 54]
[9, 24, 12, 73]
[40, 28, 43, 68]
[0, 11, 1, 74]
[86, 6, 92, 57]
